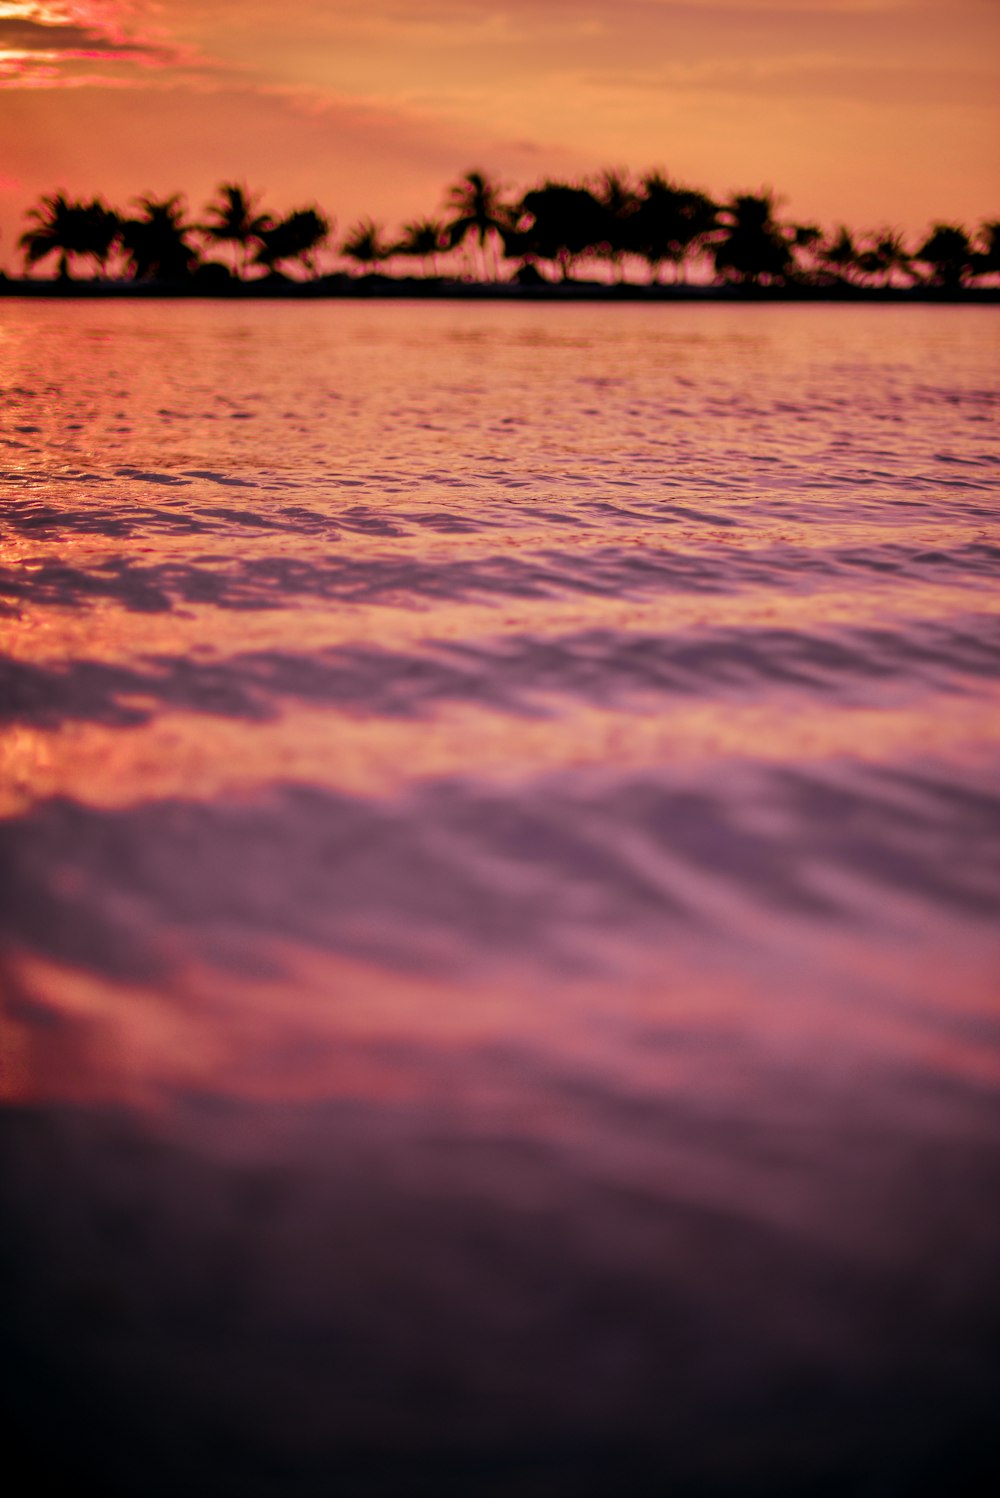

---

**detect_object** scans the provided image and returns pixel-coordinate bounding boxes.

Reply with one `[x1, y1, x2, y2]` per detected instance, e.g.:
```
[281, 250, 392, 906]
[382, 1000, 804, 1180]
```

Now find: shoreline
[0, 274, 996, 303]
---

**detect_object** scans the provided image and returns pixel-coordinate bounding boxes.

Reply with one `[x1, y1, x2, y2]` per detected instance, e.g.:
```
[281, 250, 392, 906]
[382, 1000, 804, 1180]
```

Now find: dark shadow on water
[0, 779, 688, 983]
[0, 764, 996, 988]
[0, 617, 997, 733]
[1, 539, 998, 617]
[1, 1078, 998, 1498]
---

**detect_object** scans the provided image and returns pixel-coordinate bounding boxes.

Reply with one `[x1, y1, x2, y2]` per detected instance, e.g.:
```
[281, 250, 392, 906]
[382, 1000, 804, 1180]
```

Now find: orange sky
[1, 0, 998, 263]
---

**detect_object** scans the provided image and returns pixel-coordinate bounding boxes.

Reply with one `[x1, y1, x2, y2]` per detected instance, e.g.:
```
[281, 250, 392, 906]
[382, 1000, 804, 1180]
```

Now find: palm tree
[633, 173, 681, 282]
[516, 181, 607, 282]
[120, 195, 197, 281]
[444, 169, 510, 280]
[19, 192, 119, 279]
[673, 187, 719, 283]
[201, 183, 272, 279]
[973, 220, 1000, 280]
[396, 218, 447, 278]
[85, 200, 119, 278]
[712, 192, 792, 285]
[592, 169, 640, 281]
[816, 225, 860, 284]
[856, 229, 911, 287]
[786, 223, 823, 282]
[633, 174, 718, 283]
[20, 192, 82, 278]
[341, 218, 392, 275]
[255, 208, 330, 278]
[915, 224, 975, 288]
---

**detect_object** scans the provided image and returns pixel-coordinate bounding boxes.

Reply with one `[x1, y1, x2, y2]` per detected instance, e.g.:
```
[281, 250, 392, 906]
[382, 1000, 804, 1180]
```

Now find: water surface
[1, 302, 998, 1495]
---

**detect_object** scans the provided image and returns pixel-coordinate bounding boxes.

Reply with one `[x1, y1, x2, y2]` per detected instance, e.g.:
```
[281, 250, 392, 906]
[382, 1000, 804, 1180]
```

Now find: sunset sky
[1, 0, 997, 262]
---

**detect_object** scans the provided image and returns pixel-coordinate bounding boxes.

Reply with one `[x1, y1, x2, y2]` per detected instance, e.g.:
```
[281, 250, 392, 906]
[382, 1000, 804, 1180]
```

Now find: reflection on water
[1, 302, 999, 1496]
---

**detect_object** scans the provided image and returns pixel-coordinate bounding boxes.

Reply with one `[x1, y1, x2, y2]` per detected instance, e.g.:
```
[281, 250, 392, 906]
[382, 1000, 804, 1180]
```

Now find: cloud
[0, 1, 201, 85]
[581, 51, 999, 108]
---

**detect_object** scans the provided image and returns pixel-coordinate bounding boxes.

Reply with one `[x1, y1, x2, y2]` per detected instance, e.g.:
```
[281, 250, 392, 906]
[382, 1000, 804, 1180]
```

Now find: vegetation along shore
[4, 169, 997, 297]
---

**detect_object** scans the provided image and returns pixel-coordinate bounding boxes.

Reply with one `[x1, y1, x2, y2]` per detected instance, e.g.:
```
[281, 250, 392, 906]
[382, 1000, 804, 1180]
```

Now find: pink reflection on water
[0, 301, 998, 1495]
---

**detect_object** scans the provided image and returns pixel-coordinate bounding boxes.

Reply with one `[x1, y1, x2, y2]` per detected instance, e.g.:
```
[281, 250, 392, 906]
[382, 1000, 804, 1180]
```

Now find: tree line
[12, 170, 1000, 289]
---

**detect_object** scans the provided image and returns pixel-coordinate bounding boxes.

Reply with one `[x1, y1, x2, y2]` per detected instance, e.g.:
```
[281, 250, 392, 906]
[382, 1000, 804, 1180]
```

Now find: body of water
[1, 301, 998, 1495]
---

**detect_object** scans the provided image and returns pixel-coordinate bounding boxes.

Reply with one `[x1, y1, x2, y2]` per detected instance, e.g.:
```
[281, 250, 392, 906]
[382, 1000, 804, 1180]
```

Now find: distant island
[4, 170, 997, 299]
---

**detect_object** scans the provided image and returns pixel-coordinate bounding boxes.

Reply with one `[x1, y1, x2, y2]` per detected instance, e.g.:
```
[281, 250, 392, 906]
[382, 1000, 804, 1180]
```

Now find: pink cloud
[0, 0, 205, 85]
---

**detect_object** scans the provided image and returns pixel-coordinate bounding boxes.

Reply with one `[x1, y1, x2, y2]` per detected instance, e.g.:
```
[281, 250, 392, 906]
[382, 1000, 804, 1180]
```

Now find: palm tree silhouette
[592, 169, 639, 282]
[19, 192, 119, 279]
[787, 223, 823, 283]
[816, 226, 860, 284]
[255, 208, 330, 278]
[633, 174, 679, 282]
[517, 182, 607, 281]
[21, 192, 80, 278]
[973, 221, 1000, 280]
[396, 219, 447, 278]
[120, 195, 197, 281]
[856, 229, 911, 287]
[202, 183, 272, 279]
[673, 187, 718, 283]
[86, 200, 119, 278]
[915, 224, 974, 287]
[445, 169, 510, 280]
[712, 192, 792, 285]
[635, 174, 719, 284]
[341, 219, 392, 275]
[11, 166, 996, 295]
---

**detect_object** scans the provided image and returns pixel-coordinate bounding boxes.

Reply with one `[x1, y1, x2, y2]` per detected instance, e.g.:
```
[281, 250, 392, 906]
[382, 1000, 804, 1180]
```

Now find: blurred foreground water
[1, 302, 998, 1495]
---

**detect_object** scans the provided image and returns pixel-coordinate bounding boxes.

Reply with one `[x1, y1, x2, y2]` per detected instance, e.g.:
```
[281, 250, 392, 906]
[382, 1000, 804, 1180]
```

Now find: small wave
[2, 539, 995, 617]
[2, 763, 996, 993]
[2, 616, 997, 734]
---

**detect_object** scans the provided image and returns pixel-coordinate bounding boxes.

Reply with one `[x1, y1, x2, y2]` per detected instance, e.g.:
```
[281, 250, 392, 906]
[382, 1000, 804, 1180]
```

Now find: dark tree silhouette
[517, 182, 607, 281]
[18, 193, 78, 279]
[672, 186, 718, 283]
[855, 229, 911, 286]
[712, 192, 792, 285]
[445, 170, 510, 280]
[591, 169, 640, 282]
[815, 226, 859, 284]
[341, 218, 392, 274]
[255, 208, 330, 278]
[786, 223, 822, 282]
[120, 195, 197, 281]
[202, 183, 272, 278]
[11, 168, 998, 292]
[915, 224, 975, 287]
[87, 200, 119, 277]
[634, 173, 718, 283]
[396, 218, 447, 278]
[19, 193, 119, 279]
[632, 174, 681, 282]
[974, 220, 1000, 279]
